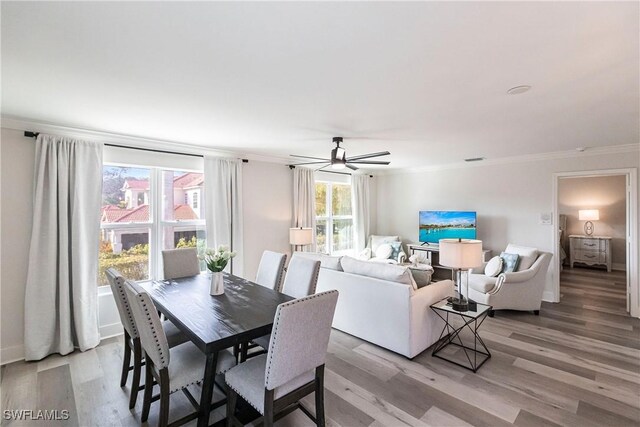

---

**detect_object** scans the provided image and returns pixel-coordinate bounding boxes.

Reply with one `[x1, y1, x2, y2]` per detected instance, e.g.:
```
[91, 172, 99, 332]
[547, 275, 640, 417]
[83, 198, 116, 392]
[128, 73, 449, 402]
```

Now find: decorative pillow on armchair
[375, 243, 393, 259]
[500, 252, 520, 273]
[389, 242, 403, 260]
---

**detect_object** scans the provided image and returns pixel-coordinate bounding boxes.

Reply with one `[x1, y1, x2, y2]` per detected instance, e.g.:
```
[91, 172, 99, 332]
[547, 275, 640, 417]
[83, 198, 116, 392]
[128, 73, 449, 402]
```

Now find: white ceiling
[2, 2, 638, 170]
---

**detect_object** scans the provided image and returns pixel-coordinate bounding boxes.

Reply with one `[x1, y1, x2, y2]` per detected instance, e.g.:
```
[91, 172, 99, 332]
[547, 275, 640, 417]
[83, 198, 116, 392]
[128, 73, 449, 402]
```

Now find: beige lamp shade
[578, 209, 599, 221]
[439, 239, 483, 269]
[289, 227, 313, 245]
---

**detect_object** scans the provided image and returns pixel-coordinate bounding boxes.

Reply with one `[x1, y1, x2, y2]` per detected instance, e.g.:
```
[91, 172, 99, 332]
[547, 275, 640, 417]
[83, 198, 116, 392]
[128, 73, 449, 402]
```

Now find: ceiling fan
[290, 137, 391, 171]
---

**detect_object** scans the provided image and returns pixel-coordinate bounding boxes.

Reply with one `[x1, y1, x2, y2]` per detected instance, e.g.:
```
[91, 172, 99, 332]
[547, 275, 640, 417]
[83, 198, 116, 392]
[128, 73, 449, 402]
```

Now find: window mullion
[150, 168, 161, 280]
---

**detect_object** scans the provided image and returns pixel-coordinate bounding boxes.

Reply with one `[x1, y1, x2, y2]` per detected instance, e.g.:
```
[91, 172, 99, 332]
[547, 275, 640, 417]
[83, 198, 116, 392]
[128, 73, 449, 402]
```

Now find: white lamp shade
[289, 227, 313, 245]
[439, 239, 483, 269]
[579, 209, 599, 221]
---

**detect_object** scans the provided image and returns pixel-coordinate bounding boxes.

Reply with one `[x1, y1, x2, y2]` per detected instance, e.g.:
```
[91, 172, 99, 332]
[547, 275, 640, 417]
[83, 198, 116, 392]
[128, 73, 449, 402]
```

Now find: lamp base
[584, 221, 594, 236]
[450, 297, 469, 312]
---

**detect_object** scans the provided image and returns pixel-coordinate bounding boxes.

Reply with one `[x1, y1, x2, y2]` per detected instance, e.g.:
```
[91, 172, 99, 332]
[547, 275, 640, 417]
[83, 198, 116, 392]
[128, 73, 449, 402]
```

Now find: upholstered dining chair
[162, 248, 200, 280]
[255, 251, 287, 291]
[246, 255, 321, 358]
[106, 268, 188, 409]
[226, 290, 339, 427]
[124, 280, 236, 427]
[281, 254, 321, 298]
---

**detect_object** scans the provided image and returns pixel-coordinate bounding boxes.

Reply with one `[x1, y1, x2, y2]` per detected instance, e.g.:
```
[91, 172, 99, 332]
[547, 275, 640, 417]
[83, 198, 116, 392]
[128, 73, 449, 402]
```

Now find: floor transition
[2, 268, 638, 427]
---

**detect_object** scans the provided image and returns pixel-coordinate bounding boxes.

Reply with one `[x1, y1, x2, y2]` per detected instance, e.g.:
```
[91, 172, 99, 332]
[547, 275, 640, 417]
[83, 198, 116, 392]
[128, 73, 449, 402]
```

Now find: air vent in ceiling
[464, 157, 486, 162]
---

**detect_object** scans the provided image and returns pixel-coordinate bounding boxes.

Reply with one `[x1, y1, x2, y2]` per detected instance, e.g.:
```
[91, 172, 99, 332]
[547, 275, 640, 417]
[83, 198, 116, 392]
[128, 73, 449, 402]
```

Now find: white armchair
[358, 235, 407, 264]
[466, 244, 552, 316]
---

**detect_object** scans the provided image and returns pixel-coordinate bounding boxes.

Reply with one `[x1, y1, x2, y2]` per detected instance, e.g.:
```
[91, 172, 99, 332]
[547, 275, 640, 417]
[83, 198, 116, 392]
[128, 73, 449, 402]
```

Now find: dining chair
[225, 290, 339, 427]
[244, 255, 321, 358]
[106, 268, 189, 409]
[124, 280, 236, 427]
[280, 254, 321, 299]
[162, 247, 200, 280]
[255, 251, 287, 291]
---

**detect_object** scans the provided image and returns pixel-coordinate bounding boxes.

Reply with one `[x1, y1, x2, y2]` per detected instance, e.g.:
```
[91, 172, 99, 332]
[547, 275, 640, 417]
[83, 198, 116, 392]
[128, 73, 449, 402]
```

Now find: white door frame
[552, 168, 638, 318]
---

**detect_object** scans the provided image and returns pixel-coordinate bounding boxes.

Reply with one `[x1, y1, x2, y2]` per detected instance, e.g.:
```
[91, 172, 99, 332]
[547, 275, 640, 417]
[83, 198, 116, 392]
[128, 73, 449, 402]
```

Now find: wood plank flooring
[2, 268, 638, 426]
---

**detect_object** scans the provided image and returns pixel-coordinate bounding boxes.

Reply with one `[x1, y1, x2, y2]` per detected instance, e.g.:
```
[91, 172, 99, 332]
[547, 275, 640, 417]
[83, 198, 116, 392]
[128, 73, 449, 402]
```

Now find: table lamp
[439, 239, 483, 311]
[289, 227, 313, 251]
[578, 209, 599, 236]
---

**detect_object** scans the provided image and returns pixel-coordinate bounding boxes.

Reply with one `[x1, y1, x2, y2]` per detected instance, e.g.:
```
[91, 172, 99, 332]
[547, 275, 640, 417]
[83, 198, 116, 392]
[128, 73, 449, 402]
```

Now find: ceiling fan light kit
[290, 136, 391, 172]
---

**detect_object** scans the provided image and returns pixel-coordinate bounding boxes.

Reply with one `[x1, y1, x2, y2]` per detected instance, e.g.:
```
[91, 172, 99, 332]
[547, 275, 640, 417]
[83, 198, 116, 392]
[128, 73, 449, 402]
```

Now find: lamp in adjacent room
[289, 227, 313, 251]
[578, 209, 599, 236]
[439, 239, 483, 311]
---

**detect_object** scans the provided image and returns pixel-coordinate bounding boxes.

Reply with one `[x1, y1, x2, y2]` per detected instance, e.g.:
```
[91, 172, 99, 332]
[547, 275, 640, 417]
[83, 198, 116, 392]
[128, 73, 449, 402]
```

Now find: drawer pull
[584, 254, 596, 259]
[584, 243, 596, 247]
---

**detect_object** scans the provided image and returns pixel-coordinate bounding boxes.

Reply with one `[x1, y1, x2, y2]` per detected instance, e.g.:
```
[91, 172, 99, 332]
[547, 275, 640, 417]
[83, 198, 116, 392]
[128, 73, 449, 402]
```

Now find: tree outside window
[315, 181, 353, 255]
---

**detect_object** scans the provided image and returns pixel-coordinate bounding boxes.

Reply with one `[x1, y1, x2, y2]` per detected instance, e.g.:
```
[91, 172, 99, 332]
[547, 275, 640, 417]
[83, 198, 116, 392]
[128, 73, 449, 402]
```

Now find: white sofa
[295, 252, 454, 358]
[358, 235, 408, 264]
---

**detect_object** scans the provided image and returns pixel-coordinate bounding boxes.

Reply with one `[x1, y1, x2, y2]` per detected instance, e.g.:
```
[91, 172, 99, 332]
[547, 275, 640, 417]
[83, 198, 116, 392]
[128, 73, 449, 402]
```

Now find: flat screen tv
[419, 211, 477, 244]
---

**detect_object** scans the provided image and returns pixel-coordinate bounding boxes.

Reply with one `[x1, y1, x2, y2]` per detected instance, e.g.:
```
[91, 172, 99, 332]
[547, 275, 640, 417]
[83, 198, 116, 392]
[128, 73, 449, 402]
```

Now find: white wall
[559, 175, 627, 268]
[375, 151, 640, 303]
[0, 127, 294, 363]
[242, 161, 293, 280]
[1, 128, 34, 363]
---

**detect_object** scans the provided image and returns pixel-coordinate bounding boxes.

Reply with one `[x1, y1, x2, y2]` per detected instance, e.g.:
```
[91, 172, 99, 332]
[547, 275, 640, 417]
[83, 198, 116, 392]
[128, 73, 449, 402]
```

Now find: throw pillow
[389, 242, 403, 260]
[484, 256, 503, 277]
[504, 244, 538, 271]
[375, 243, 393, 259]
[500, 252, 520, 273]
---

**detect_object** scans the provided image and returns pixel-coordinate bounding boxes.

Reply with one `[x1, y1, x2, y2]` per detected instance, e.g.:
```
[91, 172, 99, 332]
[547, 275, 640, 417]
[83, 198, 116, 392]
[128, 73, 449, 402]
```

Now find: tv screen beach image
[419, 211, 477, 243]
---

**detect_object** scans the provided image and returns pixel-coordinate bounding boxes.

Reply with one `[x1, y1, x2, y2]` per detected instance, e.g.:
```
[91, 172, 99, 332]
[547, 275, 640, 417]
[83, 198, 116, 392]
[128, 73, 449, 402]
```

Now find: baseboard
[1, 344, 25, 365]
[542, 291, 556, 303]
[99, 322, 124, 340]
[612, 263, 627, 272]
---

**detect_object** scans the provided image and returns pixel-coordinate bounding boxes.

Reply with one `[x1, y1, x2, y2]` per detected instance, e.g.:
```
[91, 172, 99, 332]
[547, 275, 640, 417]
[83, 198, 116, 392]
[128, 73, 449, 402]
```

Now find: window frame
[315, 179, 354, 256]
[100, 162, 206, 288]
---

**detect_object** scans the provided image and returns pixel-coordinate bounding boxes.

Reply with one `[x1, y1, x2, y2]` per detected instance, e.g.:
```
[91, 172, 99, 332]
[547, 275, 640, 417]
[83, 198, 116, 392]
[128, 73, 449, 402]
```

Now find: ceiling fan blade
[292, 161, 331, 166]
[346, 164, 359, 171]
[290, 154, 331, 161]
[348, 160, 391, 165]
[346, 151, 391, 161]
[316, 164, 330, 172]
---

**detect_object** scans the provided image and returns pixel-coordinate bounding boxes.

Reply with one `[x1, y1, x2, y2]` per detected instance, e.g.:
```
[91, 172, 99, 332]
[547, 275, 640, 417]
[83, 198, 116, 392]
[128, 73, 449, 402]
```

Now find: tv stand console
[407, 244, 492, 280]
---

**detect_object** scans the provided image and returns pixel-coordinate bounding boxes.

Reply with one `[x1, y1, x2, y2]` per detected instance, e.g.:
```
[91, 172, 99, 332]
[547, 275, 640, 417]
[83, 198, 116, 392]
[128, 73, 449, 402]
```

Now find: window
[192, 191, 198, 209]
[98, 166, 206, 286]
[315, 181, 353, 255]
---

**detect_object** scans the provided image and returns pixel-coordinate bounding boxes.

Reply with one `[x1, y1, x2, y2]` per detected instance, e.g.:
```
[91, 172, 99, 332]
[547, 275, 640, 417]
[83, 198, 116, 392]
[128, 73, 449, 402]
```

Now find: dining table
[140, 272, 294, 427]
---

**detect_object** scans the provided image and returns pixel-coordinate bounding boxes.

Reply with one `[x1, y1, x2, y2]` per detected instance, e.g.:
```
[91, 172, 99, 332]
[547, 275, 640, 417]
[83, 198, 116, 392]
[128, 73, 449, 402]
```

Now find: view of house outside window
[315, 181, 353, 255]
[99, 165, 206, 286]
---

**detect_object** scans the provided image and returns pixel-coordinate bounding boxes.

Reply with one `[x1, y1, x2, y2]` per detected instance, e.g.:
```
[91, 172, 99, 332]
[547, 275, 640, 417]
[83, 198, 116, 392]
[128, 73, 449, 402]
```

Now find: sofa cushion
[484, 256, 503, 277]
[504, 244, 538, 271]
[468, 274, 498, 293]
[340, 256, 416, 289]
[500, 252, 520, 273]
[292, 252, 342, 271]
[375, 243, 393, 259]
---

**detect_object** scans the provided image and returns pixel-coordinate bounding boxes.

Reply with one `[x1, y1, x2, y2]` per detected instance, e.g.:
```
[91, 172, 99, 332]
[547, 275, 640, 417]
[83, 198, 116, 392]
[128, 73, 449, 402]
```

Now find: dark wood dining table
[140, 272, 294, 427]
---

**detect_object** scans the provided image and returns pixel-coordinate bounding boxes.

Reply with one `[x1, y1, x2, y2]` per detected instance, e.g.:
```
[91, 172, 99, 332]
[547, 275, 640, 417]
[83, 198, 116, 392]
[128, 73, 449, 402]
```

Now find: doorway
[552, 169, 638, 318]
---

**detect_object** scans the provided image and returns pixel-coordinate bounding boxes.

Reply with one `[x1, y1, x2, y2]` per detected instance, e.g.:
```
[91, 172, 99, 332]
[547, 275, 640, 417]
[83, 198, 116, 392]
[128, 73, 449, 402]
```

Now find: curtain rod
[288, 164, 373, 178]
[23, 131, 249, 163]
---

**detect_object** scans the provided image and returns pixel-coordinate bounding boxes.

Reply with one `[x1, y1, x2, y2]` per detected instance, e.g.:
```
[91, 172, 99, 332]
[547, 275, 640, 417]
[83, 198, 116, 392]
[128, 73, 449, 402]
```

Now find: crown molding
[376, 143, 640, 176]
[1, 116, 292, 165]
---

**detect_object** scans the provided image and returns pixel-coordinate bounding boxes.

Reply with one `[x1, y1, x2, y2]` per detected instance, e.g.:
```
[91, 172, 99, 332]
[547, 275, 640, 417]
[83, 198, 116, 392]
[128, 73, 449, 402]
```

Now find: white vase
[210, 271, 224, 295]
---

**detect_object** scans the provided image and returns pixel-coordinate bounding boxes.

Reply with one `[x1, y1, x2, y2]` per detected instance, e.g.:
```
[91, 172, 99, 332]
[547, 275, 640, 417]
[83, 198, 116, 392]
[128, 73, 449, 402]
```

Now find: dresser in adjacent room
[569, 235, 612, 272]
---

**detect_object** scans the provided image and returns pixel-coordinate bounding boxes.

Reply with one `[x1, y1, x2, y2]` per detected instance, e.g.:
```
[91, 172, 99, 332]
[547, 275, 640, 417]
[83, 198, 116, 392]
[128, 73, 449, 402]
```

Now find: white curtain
[292, 167, 316, 252]
[351, 174, 370, 253]
[204, 157, 244, 276]
[24, 134, 103, 361]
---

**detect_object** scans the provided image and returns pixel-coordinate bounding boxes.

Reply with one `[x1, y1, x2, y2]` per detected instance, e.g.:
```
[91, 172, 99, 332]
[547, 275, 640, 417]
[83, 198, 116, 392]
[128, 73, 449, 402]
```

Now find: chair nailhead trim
[264, 290, 337, 388]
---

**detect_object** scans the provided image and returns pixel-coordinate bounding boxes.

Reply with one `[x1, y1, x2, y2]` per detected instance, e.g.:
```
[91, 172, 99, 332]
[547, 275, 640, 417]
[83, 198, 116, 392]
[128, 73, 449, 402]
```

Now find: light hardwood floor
[2, 268, 638, 427]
